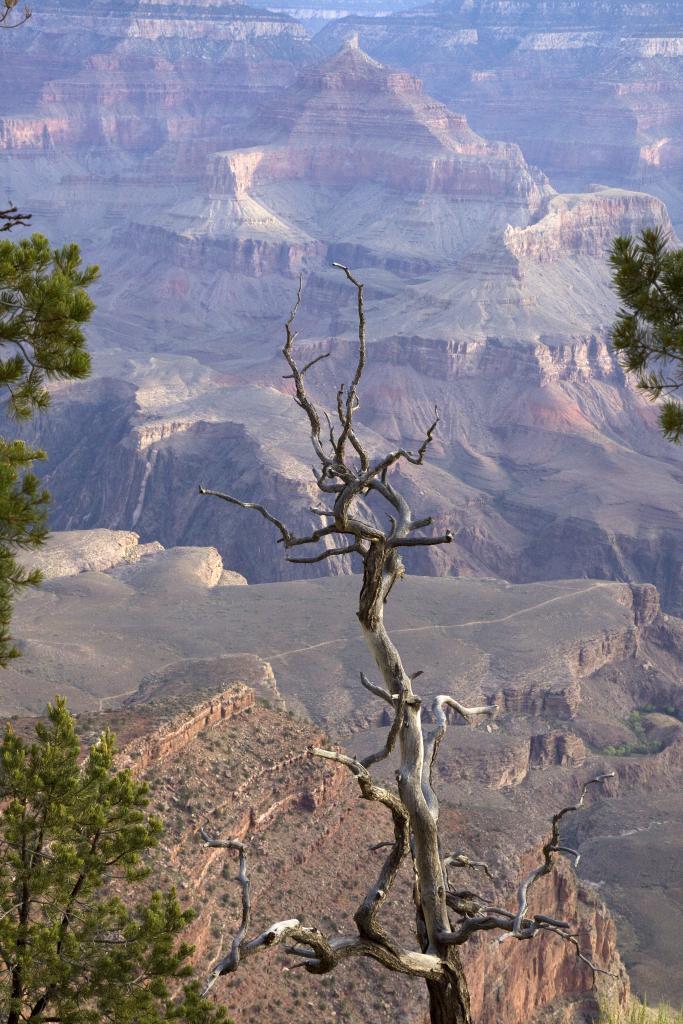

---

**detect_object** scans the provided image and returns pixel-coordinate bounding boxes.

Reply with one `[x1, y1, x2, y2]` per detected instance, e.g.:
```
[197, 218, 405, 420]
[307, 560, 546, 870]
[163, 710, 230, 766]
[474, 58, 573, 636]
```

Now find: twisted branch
[428, 773, 618, 981]
[422, 695, 497, 821]
[200, 829, 250, 979]
[359, 670, 395, 706]
[512, 773, 615, 937]
[0, 203, 31, 231]
[309, 746, 411, 951]
[0, 2, 31, 29]
[331, 263, 369, 470]
[197, 487, 293, 544]
[287, 541, 364, 564]
[200, 269, 619, 1009]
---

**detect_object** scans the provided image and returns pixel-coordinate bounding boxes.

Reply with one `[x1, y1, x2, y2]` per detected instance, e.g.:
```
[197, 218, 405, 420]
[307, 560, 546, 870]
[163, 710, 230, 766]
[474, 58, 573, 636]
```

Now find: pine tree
[0, 233, 98, 664]
[0, 698, 231, 1024]
[609, 226, 683, 441]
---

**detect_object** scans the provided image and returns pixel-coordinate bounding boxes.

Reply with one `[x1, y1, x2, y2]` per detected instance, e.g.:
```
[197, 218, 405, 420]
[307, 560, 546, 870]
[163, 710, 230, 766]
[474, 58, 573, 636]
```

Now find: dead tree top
[199, 265, 618, 1023]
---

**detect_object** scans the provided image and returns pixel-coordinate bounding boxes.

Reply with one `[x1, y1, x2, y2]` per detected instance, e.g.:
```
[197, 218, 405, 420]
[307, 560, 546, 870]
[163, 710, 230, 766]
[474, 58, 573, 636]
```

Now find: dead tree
[0, 0, 31, 30]
[199, 265, 616, 1024]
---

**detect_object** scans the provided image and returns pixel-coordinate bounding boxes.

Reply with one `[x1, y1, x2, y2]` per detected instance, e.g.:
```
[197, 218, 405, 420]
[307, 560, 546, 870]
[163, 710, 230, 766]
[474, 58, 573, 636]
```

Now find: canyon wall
[99, 682, 629, 1024]
[316, 1, 683, 230]
[20, 321, 683, 616]
[3, 19, 683, 614]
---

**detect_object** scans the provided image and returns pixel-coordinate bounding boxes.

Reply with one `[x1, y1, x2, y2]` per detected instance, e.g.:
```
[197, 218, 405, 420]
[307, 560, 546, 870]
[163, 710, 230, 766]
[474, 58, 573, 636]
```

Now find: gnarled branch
[198, 486, 293, 545]
[0, 203, 32, 231]
[0, 2, 31, 30]
[512, 773, 615, 937]
[201, 270, 618, 1016]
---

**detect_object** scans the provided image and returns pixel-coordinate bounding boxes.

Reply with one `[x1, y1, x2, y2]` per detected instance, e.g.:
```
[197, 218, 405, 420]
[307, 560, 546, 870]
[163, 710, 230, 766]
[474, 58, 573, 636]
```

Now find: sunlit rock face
[5, 30, 683, 610]
[316, 1, 683, 231]
[0, 0, 312, 156]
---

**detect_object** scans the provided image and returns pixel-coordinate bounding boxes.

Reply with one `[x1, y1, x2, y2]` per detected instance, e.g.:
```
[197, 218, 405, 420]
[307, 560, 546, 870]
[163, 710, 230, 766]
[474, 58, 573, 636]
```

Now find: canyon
[2, 1, 683, 1017]
[316, 1, 683, 234]
[3, 19, 683, 611]
[5, 530, 683, 1011]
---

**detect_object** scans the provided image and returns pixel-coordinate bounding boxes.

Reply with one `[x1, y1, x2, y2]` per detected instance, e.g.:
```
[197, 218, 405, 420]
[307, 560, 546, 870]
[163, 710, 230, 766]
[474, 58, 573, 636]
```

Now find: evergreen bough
[0, 698, 230, 1024]
[0, 233, 98, 664]
[609, 226, 683, 441]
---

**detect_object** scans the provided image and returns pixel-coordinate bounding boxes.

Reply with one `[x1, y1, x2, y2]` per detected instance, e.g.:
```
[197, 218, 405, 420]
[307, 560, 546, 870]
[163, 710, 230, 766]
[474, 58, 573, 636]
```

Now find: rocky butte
[7, 34, 683, 618]
[316, 0, 683, 233]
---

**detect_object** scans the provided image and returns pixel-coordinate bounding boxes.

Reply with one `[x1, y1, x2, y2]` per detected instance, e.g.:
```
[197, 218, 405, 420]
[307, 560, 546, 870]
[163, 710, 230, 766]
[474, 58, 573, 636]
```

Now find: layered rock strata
[316, 1, 683, 229]
[4, 29, 683, 610]
[71, 682, 628, 1024]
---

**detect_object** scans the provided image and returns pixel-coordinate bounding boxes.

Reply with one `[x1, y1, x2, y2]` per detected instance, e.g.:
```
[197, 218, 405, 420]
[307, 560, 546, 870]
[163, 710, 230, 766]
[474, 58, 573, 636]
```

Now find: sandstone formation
[6, 534, 683, 1003]
[68, 681, 629, 1024]
[21, 528, 248, 587]
[20, 528, 163, 579]
[316, 1, 683, 232]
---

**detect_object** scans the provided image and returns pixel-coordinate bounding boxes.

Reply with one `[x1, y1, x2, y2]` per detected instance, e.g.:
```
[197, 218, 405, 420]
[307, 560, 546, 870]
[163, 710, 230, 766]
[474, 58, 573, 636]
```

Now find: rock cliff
[7, 37, 683, 613]
[4, 21, 683, 611]
[316, 0, 683, 231]
[72, 682, 628, 1024]
[0, 0, 312, 159]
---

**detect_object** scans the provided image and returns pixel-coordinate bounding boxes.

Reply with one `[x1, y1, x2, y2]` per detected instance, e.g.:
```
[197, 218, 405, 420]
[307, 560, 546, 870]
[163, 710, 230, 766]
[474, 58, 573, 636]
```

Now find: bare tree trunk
[200, 266, 618, 1021]
[427, 960, 471, 1024]
[357, 543, 474, 1024]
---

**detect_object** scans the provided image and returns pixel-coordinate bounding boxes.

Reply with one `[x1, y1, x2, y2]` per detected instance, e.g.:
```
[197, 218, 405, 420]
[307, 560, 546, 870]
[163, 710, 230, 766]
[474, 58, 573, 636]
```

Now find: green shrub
[600, 999, 683, 1024]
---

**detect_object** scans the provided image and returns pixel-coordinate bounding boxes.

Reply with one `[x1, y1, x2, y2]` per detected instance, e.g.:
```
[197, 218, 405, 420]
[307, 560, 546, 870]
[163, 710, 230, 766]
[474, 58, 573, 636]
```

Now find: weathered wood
[201, 266, 616, 1023]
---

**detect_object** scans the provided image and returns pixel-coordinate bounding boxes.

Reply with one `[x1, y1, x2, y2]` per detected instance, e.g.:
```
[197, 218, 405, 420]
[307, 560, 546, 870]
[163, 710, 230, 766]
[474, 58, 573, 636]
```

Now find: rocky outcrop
[110, 545, 229, 589]
[203, 41, 548, 207]
[100, 681, 628, 1024]
[19, 528, 247, 589]
[493, 680, 582, 720]
[115, 684, 256, 775]
[131, 655, 276, 706]
[504, 189, 673, 262]
[530, 732, 587, 769]
[20, 528, 163, 580]
[629, 583, 661, 628]
[129, 223, 325, 277]
[465, 858, 628, 1024]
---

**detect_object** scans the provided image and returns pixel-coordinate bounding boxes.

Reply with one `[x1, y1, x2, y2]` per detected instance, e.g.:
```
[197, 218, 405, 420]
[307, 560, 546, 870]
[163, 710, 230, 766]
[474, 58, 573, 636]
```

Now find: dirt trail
[265, 581, 610, 662]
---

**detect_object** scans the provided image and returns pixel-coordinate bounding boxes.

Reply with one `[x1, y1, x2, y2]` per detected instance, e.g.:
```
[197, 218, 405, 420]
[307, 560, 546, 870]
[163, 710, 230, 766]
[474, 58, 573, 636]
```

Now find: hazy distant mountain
[3, 6, 683, 612]
[316, 0, 683, 230]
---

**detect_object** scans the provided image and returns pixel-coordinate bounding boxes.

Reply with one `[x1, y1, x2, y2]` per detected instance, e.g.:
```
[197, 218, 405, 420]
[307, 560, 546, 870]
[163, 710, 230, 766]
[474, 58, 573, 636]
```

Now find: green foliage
[0, 699, 231, 1024]
[637, 703, 682, 721]
[600, 711, 665, 758]
[0, 234, 98, 664]
[600, 998, 683, 1024]
[0, 234, 95, 419]
[609, 226, 683, 441]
